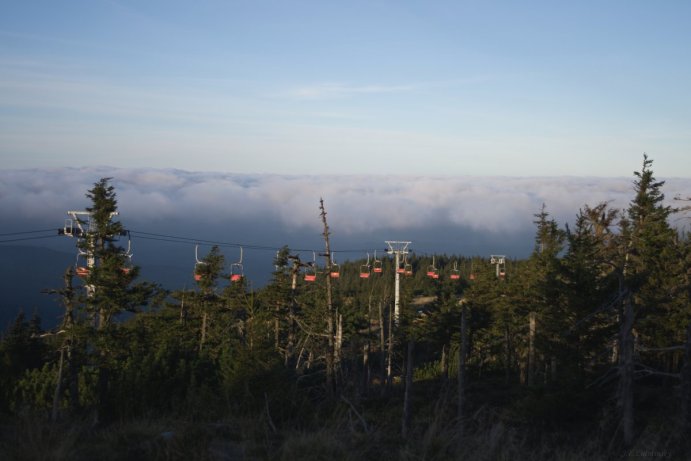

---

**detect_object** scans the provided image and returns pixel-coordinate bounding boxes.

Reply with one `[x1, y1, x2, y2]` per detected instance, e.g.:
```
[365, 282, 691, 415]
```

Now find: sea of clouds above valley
[1, 167, 689, 254]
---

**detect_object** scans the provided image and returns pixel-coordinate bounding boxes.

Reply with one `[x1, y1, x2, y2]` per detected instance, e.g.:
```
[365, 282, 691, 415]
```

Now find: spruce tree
[626, 155, 681, 353]
[561, 203, 620, 381]
[77, 178, 157, 422]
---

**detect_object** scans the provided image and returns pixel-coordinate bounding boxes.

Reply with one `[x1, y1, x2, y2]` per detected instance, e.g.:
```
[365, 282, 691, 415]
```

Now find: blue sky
[1, 0, 690, 177]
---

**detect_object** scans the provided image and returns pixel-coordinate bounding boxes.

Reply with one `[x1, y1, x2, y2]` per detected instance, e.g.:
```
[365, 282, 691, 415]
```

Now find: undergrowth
[1, 379, 688, 460]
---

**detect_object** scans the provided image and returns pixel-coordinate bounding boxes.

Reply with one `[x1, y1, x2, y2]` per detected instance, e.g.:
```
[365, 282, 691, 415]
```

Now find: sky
[1, 0, 690, 177]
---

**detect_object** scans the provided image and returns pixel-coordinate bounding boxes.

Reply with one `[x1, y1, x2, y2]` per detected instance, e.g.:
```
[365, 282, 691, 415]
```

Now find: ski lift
[360, 253, 371, 279]
[469, 260, 476, 281]
[426, 256, 439, 279]
[400, 255, 413, 276]
[60, 218, 85, 237]
[373, 250, 383, 274]
[120, 232, 133, 275]
[405, 264, 413, 276]
[499, 268, 506, 280]
[304, 267, 317, 282]
[329, 254, 340, 279]
[304, 252, 317, 282]
[396, 254, 412, 275]
[194, 244, 206, 282]
[450, 261, 461, 280]
[230, 247, 244, 282]
[63, 219, 74, 237]
[75, 250, 89, 278]
[396, 257, 406, 274]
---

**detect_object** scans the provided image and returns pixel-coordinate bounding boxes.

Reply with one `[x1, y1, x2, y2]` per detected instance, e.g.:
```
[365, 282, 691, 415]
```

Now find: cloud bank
[1, 167, 688, 255]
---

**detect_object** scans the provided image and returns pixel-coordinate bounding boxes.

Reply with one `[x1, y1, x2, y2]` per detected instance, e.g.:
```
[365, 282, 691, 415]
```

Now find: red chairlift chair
[330, 254, 340, 278]
[426, 256, 439, 279]
[121, 234, 133, 275]
[305, 252, 317, 282]
[373, 250, 383, 274]
[75, 250, 90, 278]
[450, 261, 461, 280]
[193, 244, 206, 282]
[400, 255, 413, 276]
[304, 266, 317, 282]
[230, 247, 244, 282]
[360, 253, 371, 279]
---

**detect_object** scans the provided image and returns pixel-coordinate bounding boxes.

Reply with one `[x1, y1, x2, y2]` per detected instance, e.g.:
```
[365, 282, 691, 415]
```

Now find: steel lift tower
[62, 210, 119, 326]
[385, 240, 411, 324]
[490, 255, 506, 279]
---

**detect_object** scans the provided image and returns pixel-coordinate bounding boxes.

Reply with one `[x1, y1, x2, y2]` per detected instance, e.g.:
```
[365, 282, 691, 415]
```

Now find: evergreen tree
[76, 178, 158, 421]
[625, 156, 684, 355]
[0, 313, 48, 412]
[192, 245, 225, 354]
[526, 205, 566, 385]
[561, 203, 620, 381]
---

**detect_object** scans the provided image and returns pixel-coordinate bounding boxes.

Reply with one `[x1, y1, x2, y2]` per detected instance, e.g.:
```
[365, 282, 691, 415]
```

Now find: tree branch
[341, 395, 369, 434]
[637, 345, 684, 353]
[633, 362, 681, 380]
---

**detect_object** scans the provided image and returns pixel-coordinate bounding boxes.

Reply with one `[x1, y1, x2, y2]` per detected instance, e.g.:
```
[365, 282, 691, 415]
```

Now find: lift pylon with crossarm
[385, 240, 411, 324]
[490, 254, 507, 279]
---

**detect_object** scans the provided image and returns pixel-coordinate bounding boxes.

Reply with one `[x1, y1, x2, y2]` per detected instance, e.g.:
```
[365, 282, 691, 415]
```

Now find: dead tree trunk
[402, 339, 415, 438]
[44, 267, 79, 419]
[320, 198, 336, 395]
[458, 301, 467, 439]
[180, 291, 187, 326]
[528, 311, 536, 387]
[336, 313, 343, 369]
[50, 268, 74, 422]
[51, 343, 66, 422]
[378, 300, 386, 386]
[386, 303, 394, 392]
[285, 259, 301, 365]
[504, 323, 511, 385]
[362, 294, 373, 395]
[619, 292, 634, 447]
[681, 323, 691, 432]
[199, 309, 208, 353]
[60, 266, 80, 414]
[440, 344, 449, 383]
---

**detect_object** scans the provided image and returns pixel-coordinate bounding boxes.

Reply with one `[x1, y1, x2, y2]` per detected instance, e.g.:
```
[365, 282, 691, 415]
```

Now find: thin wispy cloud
[287, 83, 416, 100]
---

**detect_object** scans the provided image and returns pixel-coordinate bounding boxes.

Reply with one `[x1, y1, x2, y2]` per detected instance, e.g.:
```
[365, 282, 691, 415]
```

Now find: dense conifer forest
[1, 157, 689, 460]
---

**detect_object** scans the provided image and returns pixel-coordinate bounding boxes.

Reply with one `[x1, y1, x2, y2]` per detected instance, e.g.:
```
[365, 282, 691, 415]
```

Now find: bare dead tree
[319, 198, 338, 394]
[457, 300, 468, 440]
[402, 339, 415, 437]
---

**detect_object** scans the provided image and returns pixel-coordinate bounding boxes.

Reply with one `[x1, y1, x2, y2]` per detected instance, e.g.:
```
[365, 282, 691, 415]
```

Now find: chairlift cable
[127, 229, 373, 254]
[0, 234, 60, 244]
[0, 228, 57, 237]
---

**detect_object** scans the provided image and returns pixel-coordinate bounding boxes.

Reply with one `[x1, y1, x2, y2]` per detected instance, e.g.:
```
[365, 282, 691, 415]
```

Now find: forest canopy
[1, 157, 689, 460]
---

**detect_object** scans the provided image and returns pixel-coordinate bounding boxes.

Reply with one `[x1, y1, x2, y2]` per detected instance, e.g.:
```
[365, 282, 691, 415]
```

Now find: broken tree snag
[319, 198, 337, 394]
[618, 293, 634, 447]
[682, 324, 691, 432]
[458, 301, 467, 439]
[402, 339, 415, 438]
